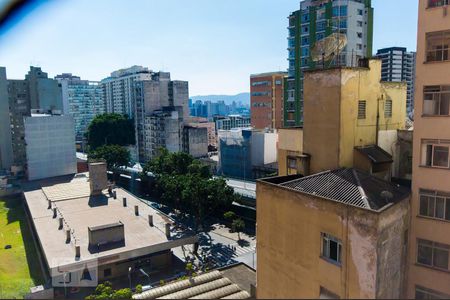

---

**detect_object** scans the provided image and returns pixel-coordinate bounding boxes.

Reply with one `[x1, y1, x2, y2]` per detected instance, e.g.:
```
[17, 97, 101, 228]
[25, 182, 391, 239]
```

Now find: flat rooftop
[23, 174, 197, 272]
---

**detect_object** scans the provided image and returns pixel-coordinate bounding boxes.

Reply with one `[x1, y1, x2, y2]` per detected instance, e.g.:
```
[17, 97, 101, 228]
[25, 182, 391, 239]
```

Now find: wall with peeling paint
[256, 180, 410, 299]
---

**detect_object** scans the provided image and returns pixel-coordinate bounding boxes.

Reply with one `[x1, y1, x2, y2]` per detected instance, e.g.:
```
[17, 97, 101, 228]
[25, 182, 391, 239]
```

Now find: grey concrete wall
[186, 127, 208, 158]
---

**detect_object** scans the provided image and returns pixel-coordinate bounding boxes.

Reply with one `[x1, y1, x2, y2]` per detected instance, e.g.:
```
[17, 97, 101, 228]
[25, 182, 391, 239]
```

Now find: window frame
[417, 238, 450, 271]
[321, 232, 342, 265]
[427, 0, 449, 8]
[419, 189, 450, 221]
[421, 140, 450, 169]
[423, 85, 450, 116]
[426, 30, 450, 62]
[385, 99, 393, 118]
[357, 100, 366, 119]
[415, 285, 450, 299]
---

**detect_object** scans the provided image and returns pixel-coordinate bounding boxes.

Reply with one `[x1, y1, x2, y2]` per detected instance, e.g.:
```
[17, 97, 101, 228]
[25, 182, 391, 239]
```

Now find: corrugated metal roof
[279, 168, 409, 211]
[354, 145, 393, 164]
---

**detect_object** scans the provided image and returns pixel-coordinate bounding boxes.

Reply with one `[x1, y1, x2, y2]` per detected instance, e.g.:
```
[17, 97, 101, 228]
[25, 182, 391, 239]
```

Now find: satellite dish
[311, 33, 348, 63]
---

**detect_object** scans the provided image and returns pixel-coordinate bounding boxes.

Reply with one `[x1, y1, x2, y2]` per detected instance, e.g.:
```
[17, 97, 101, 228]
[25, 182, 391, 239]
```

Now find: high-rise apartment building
[101, 66, 153, 118]
[0, 67, 13, 170]
[408, 1, 450, 298]
[134, 72, 189, 162]
[285, 0, 374, 126]
[250, 72, 287, 130]
[376, 47, 417, 115]
[6, 67, 63, 168]
[55, 73, 106, 142]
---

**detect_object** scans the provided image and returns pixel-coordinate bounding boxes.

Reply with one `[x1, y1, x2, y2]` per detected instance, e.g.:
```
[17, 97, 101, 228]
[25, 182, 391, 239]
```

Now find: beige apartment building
[407, 0, 450, 298]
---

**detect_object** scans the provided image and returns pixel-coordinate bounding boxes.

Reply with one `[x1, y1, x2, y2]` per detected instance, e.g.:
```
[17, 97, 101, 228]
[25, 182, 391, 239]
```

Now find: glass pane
[446, 199, 450, 221]
[329, 240, 338, 261]
[433, 146, 449, 167]
[426, 145, 433, 166]
[323, 237, 329, 258]
[436, 197, 445, 219]
[433, 248, 449, 269]
[440, 93, 450, 115]
[420, 196, 429, 216]
[418, 244, 433, 266]
[428, 197, 436, 218]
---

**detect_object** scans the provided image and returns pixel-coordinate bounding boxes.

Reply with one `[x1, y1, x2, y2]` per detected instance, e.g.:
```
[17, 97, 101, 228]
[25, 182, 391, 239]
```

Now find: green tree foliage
[88, 144, 130, 169]
[223, 211, 236, 221]
[143, 149, 236, 230]
[87, 113, 135, 150]
[85, 282, 132, 300]
[135, 285, 143, 294]
[231, 218, 245, 240]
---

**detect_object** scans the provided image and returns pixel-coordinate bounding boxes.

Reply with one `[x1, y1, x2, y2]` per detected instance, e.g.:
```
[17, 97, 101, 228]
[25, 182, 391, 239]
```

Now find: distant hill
[190, 93, 250, 106]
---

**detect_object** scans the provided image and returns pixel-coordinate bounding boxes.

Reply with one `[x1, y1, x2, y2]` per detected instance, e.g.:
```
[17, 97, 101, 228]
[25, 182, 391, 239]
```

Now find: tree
[87, 113, 135, 150]
[223, 211, 236, 222]
[88, 144, 130, 169]
[85, 282, 132, 300]
[232, 218, 245, 241]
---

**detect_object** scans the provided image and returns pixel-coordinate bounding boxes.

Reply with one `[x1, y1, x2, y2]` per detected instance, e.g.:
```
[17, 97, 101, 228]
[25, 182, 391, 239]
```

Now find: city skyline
[0, 0, 418, 96]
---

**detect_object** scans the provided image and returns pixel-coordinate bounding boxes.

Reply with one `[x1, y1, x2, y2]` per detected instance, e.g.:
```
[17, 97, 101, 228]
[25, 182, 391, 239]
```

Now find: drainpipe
[376, 96, 381, 146]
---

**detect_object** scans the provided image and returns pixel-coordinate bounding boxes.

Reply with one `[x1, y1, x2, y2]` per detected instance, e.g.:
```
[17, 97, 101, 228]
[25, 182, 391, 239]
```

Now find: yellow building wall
[277, 128, 303, 176]
[339, 60, 406, 168]
[256, 182, 380, 299]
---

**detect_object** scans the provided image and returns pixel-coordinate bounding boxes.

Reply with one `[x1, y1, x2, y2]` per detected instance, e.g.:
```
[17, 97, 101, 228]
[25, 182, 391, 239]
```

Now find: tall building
[24, 112, 77, 181]
[408, 1, 450, 298]
[250, 72, 287, 130]
[0, 67, 13, 170]
[285, 0, 374, 127]
[55, 73, 106, 142]
[101, 66, 153, 118]
[7, 67, 63, 168]
[133, 72, 189, 162]
[376, 47, 417, 115]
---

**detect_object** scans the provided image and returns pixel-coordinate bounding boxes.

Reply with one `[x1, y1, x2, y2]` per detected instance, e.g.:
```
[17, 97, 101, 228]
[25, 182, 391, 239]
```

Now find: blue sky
[0, 0, 418, 96]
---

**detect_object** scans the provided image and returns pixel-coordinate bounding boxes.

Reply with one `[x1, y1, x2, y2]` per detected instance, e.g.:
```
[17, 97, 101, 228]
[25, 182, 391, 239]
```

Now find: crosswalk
[231, 244, 256, 257]
[199, 243, 256, 268]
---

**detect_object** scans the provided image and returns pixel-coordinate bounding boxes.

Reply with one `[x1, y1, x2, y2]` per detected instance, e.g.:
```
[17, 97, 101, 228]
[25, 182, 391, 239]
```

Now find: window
[251, 92, 271, 97]
[357, 44, 362, 50]
[358, 100, 366, 119]
[422, 140, 450, 168]
[357, 21, 363, 27]
[275, 80, 282, 85]
[321, 233, 342, 264]
[423, 85, 450, 116]
[320, 287, 340, 299]
[357, 9, 364, 16]
[428, 0, 449, 8]
[419, 189, 450, 221]
[103, 268, 112, 277]
[426, 30, 450, 62]
[385, 99, 393, 118]
[287, 157, 297, 175]
[357, 32, 363, 38]
[252, 81, 270, 87]
[417, 239, 450, 270]
[416, 286, 450, 299]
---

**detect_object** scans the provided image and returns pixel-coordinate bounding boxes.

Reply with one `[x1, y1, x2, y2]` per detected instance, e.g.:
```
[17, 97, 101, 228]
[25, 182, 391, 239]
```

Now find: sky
[0, 0, 418, 96]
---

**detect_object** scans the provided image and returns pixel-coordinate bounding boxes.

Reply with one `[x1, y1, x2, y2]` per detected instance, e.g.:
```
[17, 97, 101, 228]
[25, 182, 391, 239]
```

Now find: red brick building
[250, 72, 287, 130]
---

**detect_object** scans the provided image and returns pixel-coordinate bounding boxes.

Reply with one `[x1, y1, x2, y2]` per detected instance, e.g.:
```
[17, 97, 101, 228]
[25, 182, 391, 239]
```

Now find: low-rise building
[23, 163, 197, 288]
[257, 168, 410, 299]
[215, 115, 251, 131]
[24, 112, 77, 181]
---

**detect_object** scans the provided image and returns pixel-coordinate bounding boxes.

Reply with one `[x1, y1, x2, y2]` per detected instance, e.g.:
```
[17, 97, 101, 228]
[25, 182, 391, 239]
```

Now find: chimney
[113, 191, 117, 200]
[59, 218, 63, 230]
[123, 197, 127, 207]
[165, 223, 171, 238]
[134, 205, 139, 216]
[47, 200, 51, 209]
[148, 215, 153, 227]
[66, 230, 71, 243]
[53, 208, 57, 218]
[75, 245, 80, 258]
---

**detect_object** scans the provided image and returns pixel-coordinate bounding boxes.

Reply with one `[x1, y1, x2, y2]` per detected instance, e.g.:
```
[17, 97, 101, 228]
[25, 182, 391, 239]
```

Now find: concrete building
[23, 164, 197, 288]
[133, 72, 189, 162]
[257, 168, 410, 299]
[7, 67, 63, 169]
[215, 115, 251, 131]
[185, 117, 217, 150]
[285, 0, 374, 126]
[407, 1, 450, 298]
[376, 47, 416, 115]
[0, 67, 13, 170]
[101, 66, 153, 118]
[55, 73, 106, 142]
[24, 113, 77, 181]
[278, 59, 407, 179]
[277, 127, 304, 176]
[218, 129, 277, 180]
[250, 72, 287, 130]
[182, 126, 208, 158]
[143, 108, 183, 162]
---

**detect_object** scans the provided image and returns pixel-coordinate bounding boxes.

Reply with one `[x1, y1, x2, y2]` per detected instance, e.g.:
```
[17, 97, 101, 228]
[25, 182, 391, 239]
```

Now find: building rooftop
[354, 145, 394, 164]
[23, 174, 196, 272]
[263, 168, 410, 212]
[133, 263, 255, 299]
